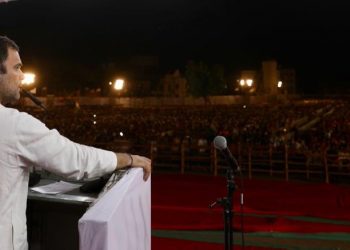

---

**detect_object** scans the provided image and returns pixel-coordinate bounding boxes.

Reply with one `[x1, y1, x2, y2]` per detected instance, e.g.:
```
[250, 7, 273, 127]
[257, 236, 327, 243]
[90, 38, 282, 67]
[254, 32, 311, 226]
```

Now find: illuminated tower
[262, 60, 278, 95]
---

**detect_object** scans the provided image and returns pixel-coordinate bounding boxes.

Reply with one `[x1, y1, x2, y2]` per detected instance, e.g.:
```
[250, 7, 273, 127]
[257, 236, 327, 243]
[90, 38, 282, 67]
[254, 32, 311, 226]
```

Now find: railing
[94, 140, 350, 183]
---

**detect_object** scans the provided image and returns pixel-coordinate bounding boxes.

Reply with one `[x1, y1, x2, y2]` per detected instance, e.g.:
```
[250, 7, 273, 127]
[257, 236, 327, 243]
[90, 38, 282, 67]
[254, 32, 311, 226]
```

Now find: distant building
[128, 55, 160, 96]
[162, 70, 187, 97]
[238, 59, 296, 95]
[262, 60, 279, 95]
[279, 68, 296, 94]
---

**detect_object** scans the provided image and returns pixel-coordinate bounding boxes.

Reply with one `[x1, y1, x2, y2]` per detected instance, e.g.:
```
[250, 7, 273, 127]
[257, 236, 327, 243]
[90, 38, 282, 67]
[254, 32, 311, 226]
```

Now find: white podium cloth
[78, 168, 151, 250]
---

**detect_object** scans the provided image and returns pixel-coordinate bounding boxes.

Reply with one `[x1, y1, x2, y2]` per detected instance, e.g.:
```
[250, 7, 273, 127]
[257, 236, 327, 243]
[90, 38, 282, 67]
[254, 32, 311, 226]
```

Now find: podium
[78, 168, 151, 250]
[27, 168, 150, 250]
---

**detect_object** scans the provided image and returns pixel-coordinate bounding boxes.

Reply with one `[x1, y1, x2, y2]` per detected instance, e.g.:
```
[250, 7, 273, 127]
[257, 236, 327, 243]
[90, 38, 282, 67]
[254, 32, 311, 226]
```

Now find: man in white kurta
[0, 35, 151, 250]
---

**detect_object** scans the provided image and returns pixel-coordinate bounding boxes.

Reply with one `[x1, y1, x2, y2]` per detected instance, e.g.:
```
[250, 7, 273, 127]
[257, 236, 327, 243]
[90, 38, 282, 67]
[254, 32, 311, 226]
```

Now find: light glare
[22, 73, 36, 85]
[114, 79, 124, 90]
[246, 79, 253, 87]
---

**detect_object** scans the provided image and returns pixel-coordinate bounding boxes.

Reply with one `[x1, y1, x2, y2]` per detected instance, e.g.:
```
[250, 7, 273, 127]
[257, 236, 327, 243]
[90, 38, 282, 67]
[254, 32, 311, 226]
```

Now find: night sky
[1, 0, 350, 93]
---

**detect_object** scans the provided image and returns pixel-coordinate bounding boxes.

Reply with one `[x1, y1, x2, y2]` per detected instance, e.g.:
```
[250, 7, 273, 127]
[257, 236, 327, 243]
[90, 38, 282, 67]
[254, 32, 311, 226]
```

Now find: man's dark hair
[0, 35, 19, 74]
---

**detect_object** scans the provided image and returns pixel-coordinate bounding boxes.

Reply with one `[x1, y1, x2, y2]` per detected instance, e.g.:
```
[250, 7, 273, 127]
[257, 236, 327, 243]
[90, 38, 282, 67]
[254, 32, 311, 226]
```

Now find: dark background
[1, 0, 350, 94]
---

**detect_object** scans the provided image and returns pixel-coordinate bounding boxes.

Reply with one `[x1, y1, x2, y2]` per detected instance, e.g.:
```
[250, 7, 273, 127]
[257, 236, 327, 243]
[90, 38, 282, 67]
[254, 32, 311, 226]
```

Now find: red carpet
[152, 237, 285, 250]
[152, 174, 350, 232]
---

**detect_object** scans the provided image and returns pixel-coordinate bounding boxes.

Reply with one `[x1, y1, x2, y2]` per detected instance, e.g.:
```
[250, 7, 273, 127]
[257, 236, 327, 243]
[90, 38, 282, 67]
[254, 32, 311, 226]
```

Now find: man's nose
[19, 70, 24, 81]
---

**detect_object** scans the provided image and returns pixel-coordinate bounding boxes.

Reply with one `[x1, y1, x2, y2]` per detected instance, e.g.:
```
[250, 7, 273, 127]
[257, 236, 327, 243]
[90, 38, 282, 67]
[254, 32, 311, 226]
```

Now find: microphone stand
[210, 165, 236, 250]
[21, 88, 47, 111]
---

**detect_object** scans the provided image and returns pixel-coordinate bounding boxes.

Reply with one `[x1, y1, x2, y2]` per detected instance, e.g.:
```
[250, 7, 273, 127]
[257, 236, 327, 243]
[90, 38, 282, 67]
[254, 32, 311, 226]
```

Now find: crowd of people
[17, 100, 350, 159]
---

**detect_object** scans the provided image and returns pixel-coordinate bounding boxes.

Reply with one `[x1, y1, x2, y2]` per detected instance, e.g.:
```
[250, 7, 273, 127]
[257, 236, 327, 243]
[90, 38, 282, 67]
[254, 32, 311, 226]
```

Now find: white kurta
[0, 105, 117, 250]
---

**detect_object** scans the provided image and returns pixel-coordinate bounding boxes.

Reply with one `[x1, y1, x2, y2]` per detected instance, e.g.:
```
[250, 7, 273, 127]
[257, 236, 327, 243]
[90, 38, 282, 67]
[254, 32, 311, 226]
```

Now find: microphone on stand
[213, 135, 240, 172]
[21, 88, 47, 111]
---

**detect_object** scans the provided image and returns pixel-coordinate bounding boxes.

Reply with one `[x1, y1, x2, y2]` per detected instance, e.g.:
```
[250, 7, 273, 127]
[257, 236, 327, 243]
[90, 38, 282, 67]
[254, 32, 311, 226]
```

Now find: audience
[18, 101, 350, 162]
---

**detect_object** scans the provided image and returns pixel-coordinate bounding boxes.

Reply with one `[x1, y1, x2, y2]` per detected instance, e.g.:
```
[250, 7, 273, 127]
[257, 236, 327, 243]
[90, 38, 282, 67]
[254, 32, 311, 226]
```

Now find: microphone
[213, 136, 240, 172]
[21, 88, 47, 111]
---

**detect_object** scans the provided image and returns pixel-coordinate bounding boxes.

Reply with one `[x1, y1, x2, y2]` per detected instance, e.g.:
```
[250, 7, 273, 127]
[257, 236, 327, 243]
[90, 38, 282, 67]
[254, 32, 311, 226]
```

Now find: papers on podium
[30, 181, 82, 194]
[78, 168, 151, 250]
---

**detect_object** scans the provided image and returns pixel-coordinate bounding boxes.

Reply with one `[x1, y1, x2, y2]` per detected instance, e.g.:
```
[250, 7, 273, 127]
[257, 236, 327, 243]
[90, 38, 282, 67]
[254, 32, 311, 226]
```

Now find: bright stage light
[246, 79, 253, 87]
[114, 79, 124, 90]
[22, 73, 36, 85]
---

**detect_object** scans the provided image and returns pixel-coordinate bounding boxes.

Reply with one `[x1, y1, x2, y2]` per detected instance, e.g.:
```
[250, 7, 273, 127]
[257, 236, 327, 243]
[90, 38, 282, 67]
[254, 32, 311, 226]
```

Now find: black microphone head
[213, 136, 227, 150]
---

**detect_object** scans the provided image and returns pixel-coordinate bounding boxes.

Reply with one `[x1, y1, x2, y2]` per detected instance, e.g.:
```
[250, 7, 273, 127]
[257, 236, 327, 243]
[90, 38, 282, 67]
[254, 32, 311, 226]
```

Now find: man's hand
[115, 153, 152, 181]
[130, 155, 152, 181]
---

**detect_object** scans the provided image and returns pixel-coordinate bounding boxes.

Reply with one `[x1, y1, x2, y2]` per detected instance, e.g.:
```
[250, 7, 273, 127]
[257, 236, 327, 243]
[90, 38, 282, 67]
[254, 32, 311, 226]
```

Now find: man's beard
[0, 87, 20, 105]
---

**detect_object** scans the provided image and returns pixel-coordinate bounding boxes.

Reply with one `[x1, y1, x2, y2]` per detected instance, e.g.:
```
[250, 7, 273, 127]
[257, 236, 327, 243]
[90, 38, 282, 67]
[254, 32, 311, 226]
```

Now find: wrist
[127, 153, 133, 167]
[115, 153, 133, 170]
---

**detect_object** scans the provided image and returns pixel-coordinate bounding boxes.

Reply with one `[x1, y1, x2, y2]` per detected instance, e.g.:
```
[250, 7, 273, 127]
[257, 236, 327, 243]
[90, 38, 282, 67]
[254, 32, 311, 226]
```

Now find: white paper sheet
[30, 181, 82, 194]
